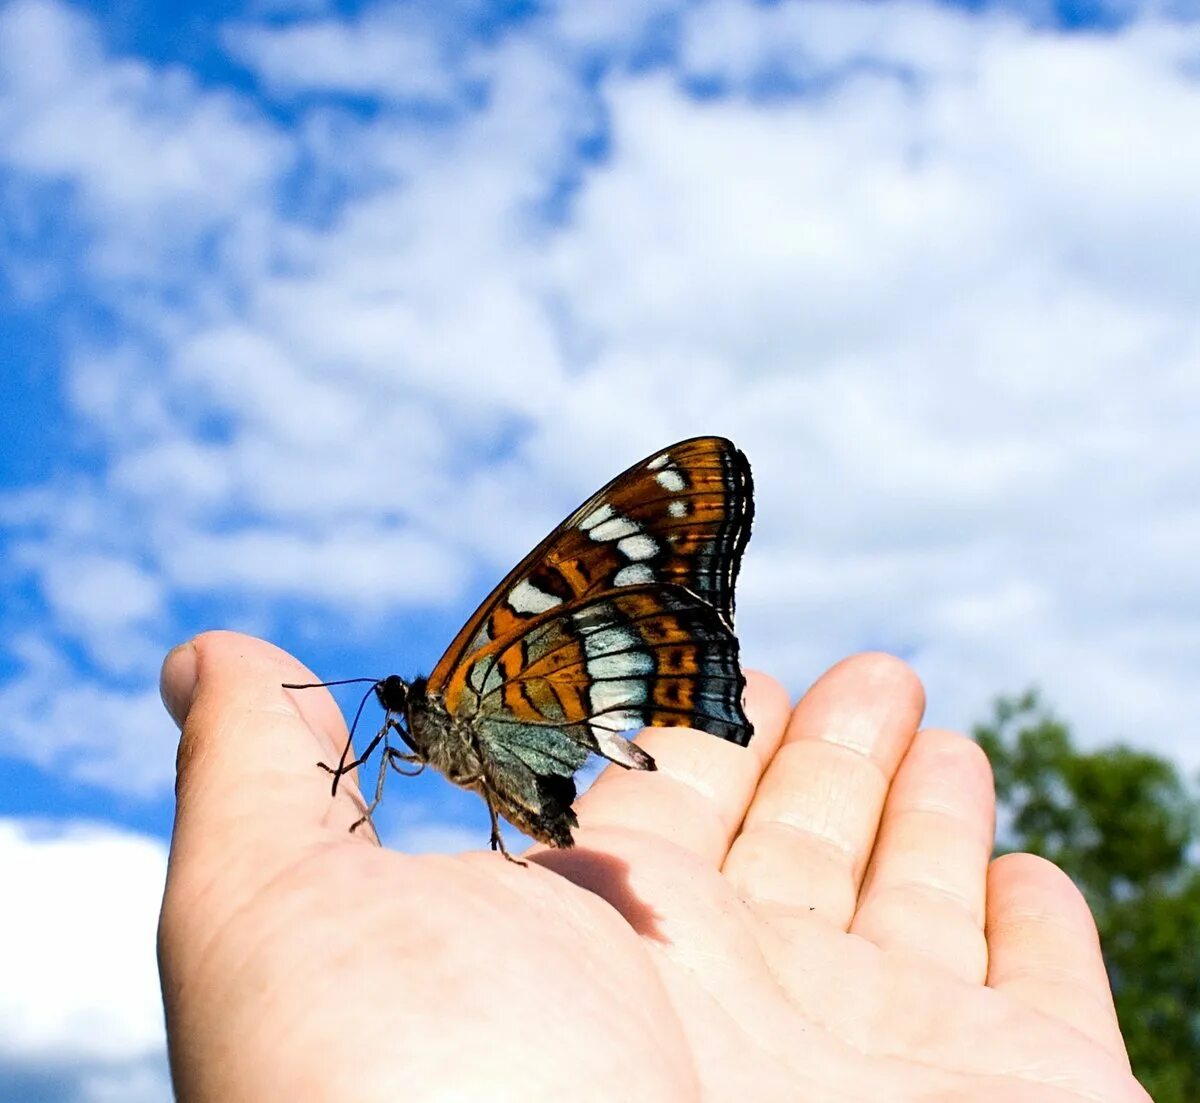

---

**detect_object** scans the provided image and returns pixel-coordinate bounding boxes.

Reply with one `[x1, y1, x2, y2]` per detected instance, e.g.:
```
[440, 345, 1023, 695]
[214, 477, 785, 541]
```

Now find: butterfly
[285, 436, 755, 861]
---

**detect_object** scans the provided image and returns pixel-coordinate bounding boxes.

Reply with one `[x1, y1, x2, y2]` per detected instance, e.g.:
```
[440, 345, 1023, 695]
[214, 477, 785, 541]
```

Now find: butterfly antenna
[283, 677, 385, 797]
[282, 677, 382, 689]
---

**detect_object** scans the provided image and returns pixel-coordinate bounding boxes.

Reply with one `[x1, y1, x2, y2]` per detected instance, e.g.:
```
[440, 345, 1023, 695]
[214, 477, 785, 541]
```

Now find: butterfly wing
[420, 436, 754, 847]
[449, 584, 752, 847]
[467, 583, 752, 749]
[428, 435, 754, 721]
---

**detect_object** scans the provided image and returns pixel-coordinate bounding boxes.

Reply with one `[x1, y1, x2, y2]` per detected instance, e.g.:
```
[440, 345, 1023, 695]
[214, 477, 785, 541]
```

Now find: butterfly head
[374, 674, 411, 714]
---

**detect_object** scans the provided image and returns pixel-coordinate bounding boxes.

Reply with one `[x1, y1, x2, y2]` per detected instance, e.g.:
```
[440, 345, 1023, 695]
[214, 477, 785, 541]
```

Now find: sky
[1, 0, 1198, 1098]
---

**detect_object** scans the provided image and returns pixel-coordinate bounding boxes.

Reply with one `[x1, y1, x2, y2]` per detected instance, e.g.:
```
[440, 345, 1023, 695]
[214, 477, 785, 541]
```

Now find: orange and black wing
[426, 435, 754, 751]
[464, 582, 751, 757]
[419, 436, 754, 846]
[451, 581, 752, 846]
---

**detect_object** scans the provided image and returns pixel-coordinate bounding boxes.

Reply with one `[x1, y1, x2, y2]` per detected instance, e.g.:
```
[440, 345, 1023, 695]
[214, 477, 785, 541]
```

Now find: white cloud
[77, 1060, 173, 1103]
[0, 636, 177, 795]
[0, 0, 288, 287]
[0, 820, 168, 1066]
[39, 554, 164, 630]
[24, 551, 166, 677]
[163, 524, 469, 605]
[680, 0, 1000, 84]
[224, 8, 471, 102]
[552, 0, 686, 58]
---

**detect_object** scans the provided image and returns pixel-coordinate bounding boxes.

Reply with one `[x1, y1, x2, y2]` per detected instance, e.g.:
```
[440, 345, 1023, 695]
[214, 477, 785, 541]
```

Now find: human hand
[158, 632, 1148, 1102]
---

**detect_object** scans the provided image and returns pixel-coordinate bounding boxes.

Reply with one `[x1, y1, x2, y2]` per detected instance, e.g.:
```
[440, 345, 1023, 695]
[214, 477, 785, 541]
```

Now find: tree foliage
[975, 692, 1200, 1103]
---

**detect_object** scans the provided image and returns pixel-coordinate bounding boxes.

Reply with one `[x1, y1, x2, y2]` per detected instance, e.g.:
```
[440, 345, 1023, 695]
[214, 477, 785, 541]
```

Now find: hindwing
[448, 583, 752, 848]
[467, 585, 751, 751]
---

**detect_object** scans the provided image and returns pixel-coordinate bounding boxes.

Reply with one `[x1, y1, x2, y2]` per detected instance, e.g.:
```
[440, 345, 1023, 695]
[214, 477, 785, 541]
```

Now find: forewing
[429, 436, 753, 714]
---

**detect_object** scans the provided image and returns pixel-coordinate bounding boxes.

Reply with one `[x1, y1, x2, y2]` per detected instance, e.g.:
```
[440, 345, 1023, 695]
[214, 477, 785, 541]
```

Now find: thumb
[159, 631, 377, 906]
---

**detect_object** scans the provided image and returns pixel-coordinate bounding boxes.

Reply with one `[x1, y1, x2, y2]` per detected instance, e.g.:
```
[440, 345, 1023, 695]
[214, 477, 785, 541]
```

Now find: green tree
[975, 692, 1200, 1103]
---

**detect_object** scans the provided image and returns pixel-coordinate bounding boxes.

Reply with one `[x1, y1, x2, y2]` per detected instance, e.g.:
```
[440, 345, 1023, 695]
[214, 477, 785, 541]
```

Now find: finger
[161, 631, 377, 890]
[566, 671, 792, 864]
[986, 853, 1129, 1063]
[722, 653, 925, 928]
[850, 729, 994, 983]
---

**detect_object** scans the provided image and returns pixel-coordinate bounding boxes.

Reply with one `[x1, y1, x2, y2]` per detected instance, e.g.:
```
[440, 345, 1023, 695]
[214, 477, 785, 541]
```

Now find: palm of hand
[159, 635, 1148, 1103]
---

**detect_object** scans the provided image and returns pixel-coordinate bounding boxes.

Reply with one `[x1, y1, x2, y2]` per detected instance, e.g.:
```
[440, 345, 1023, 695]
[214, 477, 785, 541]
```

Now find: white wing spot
[668, 499, 687, 518]
[579, 504, 614, 531]
[590, 515, 641, 542]
[584, 624, 638, 657]
[655, 468, 686, 492]
[589, 679, 648, 713]
[618, 534, 658, 561]
[647, 454, 669, 470]
[589, 650, 654, 678]
[613, 563, 654, 586]
[508, 578, 563, 615]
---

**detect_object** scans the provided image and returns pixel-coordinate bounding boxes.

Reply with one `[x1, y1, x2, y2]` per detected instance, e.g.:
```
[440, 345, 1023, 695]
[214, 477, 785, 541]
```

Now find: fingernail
[160, 640, 198, 729]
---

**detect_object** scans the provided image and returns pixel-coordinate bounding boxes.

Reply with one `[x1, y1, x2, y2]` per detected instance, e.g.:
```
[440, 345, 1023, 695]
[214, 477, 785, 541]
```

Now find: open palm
[158, 633, 1148, 1102]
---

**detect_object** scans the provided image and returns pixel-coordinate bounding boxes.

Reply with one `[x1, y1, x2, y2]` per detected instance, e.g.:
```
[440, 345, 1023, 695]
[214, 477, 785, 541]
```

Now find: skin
[158, 632, 1150, 1103]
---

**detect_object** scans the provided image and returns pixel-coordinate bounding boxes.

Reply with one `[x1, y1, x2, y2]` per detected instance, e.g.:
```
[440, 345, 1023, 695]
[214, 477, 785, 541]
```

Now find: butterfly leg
[347, 743, 393, 835]
[454, 773, 525, 864]
[346, 723, 419, 834]
[481, 786, 526, 867]
[386, 747, 425, 777]
[319, 717, 418, 785]
[317, 725, 387, 797]
[320, 719, 425, 834]
[455, 731, 527, 865]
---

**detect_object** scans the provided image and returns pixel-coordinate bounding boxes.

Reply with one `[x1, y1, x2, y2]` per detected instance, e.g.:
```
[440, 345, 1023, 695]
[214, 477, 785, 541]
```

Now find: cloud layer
[0, 819, 170, 1102]
[4, 0, 1197, 784]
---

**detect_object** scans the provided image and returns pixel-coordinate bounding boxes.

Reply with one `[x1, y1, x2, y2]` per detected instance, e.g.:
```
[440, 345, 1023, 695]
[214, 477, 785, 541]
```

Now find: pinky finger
[986, 853, 1128, 1064]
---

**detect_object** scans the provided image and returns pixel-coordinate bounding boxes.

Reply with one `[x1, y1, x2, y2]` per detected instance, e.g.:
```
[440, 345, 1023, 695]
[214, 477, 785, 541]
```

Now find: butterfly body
[374, 675, 584, 849]
[302, 437, 755, 858]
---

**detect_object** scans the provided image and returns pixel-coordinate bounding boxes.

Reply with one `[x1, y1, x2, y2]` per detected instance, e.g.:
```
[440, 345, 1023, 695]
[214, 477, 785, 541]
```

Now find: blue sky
[2, 0, 1199, 1098]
